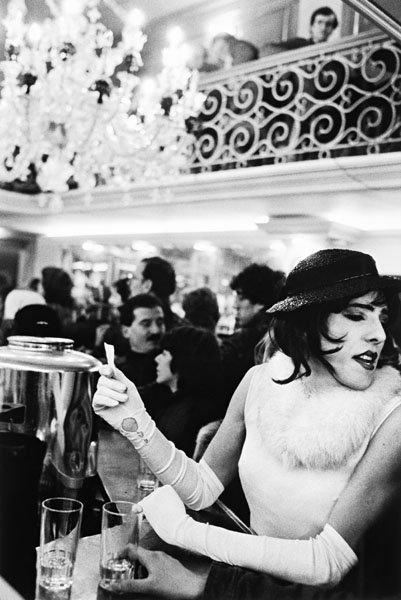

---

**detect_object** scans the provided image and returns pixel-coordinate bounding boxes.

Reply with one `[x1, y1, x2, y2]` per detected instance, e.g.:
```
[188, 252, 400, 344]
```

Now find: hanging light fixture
[0, 0, 204, 203]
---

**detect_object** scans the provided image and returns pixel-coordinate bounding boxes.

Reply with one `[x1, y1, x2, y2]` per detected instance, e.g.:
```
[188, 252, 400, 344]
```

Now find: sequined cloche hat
[267, 248, 401, 314]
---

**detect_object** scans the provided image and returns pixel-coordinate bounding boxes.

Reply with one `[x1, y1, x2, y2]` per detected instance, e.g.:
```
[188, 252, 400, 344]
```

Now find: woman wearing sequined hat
[93, 248, 401, 597]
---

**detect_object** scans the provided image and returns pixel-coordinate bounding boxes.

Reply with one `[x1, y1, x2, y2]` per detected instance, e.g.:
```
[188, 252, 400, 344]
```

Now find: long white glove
[140, 486, 358, 587]
[93, 365, 224, 509]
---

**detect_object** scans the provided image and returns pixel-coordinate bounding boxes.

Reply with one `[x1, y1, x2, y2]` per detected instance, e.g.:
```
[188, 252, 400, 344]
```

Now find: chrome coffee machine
[0, 336, 100, 598]
[0, 335, 100, 495]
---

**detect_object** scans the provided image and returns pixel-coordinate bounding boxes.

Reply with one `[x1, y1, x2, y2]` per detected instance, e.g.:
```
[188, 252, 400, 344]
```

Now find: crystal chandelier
[0, 0, 203, 204]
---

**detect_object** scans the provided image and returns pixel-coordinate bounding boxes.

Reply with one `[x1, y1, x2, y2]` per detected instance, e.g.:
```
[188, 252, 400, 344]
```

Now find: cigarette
[104, 343, 115, 375]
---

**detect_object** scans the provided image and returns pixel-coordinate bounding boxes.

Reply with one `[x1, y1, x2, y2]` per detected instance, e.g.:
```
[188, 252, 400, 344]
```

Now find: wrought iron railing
[189, 32, 401, 173]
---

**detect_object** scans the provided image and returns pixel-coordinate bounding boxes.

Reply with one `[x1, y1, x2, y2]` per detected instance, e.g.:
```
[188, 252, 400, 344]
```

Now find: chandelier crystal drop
[0, 0, 203, 198]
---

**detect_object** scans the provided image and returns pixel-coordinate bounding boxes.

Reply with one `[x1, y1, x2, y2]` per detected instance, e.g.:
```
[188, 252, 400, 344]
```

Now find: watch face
[121, 417, 137, 432]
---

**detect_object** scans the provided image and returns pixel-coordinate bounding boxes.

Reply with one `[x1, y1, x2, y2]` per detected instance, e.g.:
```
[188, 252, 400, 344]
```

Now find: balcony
[1, 29, 401, 275]
[190, 31, 401, 173]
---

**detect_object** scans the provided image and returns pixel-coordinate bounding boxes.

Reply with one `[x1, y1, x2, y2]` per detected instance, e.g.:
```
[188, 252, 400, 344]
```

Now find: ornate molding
[1, 151, 400, 217]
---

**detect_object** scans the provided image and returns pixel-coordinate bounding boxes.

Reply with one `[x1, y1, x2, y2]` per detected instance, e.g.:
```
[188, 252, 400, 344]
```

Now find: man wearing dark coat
[220, 263, 285, 409]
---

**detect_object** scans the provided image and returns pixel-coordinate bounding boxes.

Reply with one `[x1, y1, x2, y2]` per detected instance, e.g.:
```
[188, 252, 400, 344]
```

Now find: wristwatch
[121, 417, 138, 433]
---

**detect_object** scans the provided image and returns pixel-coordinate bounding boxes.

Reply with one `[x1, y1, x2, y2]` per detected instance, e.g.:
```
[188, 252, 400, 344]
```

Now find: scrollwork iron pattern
[189, 36, 401, 172]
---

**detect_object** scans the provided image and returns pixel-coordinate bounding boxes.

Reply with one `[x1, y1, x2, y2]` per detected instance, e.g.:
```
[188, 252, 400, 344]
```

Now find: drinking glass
[99, 501, 141, 589]
[37, 497, 83, 600]
[137, 457, 158, 501]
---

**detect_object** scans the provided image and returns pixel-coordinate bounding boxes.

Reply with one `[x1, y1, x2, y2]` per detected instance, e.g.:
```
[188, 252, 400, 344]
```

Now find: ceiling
[0, 0, 206, 61]
[0, 0, 206, 31]
[109, 0, 206, 22]
[2, 153, 401, 259]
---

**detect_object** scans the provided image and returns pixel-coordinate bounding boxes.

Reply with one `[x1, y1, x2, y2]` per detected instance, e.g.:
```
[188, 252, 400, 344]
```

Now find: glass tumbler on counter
[37, 497, 83, 600]
[99, 501, 141, 589]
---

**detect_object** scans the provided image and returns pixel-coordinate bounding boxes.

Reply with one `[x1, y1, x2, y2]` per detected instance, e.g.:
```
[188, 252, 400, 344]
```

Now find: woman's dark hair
[182, 287, 220, 331]
[142, 257, 176, 301]
[41, 267, 74, 309]
[230, 263, 285, 308]
[267, 290, 400, 384]
[161, 326, 221, 396]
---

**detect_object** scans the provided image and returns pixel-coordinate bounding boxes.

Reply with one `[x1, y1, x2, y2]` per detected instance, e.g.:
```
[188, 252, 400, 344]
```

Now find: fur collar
[257, 353, 401, 470]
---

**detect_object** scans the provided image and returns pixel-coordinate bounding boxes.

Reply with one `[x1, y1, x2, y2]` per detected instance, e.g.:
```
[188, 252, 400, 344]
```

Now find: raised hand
[92, 364, 145, 430]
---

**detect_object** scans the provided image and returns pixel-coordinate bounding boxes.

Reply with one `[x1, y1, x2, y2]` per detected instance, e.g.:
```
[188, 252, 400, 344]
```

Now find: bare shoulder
[363, 402, 401, 477]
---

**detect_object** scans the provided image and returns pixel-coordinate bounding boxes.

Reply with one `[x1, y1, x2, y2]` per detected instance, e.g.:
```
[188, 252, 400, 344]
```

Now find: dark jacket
[203, 562, 370, 600]
[162, 305, 188, 331]
[259, 37, 313, 58]
[119, 350, 158, 387]
[220, 309, 271, 407]
[139, 383, 210, 457]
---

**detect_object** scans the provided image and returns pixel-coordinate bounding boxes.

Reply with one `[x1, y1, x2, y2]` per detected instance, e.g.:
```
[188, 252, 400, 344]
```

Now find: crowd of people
[2, 246, 401, 599]
[0, 255, 285, 463]
[93, 248, 401, 600]
[191, 7, 339, 73]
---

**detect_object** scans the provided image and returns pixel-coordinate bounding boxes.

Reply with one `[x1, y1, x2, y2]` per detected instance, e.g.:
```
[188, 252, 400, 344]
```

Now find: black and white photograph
[0, 1, 401, 599]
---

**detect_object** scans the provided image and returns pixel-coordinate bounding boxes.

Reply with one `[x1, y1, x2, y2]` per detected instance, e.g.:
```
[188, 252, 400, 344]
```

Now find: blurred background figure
[261, 6, 339, 56]
[182, 287, 220, 332]
[140, 325, 223, 456]
[1, 287, 46, 344]
[208, 33, 259, 70]
[27, 277, 43, 294]
[186, 42, 217, 72]
[114, 277, 132, 306]
[3, 288, 45, 322]
[309, 6, 339, 44]
[41, 266, 75, 329]
[130, 257, 184, 330]
[0, 272, 11, 322]
[11, 304, 62, 338]
[221, 263, 285, 403]
[92, 277, 133, 360]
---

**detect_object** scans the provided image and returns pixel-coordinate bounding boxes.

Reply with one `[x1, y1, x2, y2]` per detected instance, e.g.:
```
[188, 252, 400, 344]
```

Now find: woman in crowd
[93, 248, 401, 596]
[182, 287, 220, 332]
[41, 266, 75, 328]
[140, 325, 223, 456]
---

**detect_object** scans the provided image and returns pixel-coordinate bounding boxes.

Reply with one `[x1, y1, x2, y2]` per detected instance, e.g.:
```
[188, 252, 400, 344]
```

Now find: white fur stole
[256, 353, 401, 470]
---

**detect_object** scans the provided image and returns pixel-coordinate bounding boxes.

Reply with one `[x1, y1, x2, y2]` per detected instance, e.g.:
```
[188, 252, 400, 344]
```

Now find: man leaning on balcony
[261, 6, 339, 57]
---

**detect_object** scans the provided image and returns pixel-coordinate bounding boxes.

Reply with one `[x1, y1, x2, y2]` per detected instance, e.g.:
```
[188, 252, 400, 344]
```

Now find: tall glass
[137, 457, 159, 500]
[99, 501, 141, 589]
[37, 497, 83, 600]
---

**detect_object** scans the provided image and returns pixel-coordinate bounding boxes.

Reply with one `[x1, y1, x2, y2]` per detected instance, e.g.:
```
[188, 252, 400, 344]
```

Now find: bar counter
[68, 429, 247, 600]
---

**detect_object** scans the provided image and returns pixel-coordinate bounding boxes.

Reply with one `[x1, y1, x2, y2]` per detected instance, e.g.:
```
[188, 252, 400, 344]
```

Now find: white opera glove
[93, 367, 224, 509]
[140, 485, 190, 545]
[141, 486, 357, 587]
[93, 365, 151, 436]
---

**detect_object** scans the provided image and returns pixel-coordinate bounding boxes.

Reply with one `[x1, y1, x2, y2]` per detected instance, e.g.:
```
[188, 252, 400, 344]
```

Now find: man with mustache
[118, 293, 166, 387]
